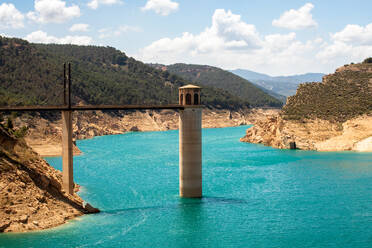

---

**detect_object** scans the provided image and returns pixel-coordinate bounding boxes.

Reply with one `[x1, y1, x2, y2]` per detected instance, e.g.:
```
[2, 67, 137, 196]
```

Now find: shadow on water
[179, 196, 247, 205]
[100, 196, 247, 215]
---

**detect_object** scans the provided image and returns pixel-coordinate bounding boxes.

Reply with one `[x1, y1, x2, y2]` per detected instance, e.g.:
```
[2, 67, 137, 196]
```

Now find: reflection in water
[177, 198, 205, 248]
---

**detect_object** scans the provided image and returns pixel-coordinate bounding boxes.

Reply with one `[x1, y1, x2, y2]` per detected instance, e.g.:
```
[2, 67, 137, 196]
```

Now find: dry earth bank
[12, 108, 278, 157]
[240, 113, 372, 152]
[0, 126, 99, 233]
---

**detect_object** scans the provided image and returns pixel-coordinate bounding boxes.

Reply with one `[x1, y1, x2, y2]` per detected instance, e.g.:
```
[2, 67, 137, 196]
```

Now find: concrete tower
[62, 110, 73, 194]
[179, 85, 202, 198]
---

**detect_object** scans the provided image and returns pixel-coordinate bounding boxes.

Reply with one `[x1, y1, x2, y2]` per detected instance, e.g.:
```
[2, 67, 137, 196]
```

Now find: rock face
[241, 62, 372, 152]
[240, 114, 372, 151]
[0, 125, 99, 233]
[314, 115, 372, 151]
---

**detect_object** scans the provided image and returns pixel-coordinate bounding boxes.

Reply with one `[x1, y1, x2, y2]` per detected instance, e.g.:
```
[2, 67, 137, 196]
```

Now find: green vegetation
[363, 57, 372, 64]
[0, 36, 249, 110]
[281, 62, 372, 122]
[0, 115, 28, 139]
[151, 63, 283, 107]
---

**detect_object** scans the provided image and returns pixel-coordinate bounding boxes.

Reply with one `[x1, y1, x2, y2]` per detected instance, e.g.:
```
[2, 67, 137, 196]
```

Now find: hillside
[0, 36, 248, 110]
[282, 62, 372, 122]
[251, 83, 287, 103]
[0, 123, 98, 233]
[240, 60, 372, 151]
[231, 69, 324, 96]
[150, 63, 283, 107]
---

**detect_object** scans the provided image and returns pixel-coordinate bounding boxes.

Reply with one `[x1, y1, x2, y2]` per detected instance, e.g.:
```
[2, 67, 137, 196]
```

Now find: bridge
[0, 63, 203, 198]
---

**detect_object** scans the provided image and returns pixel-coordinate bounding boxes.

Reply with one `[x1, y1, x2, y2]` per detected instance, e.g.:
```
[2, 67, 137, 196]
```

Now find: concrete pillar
[62, 110, 74, 194]
[179, 84, 202, 198]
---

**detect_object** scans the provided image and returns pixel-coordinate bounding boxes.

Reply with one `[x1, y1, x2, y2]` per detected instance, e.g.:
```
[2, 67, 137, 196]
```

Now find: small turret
[179, 84, 201, 106]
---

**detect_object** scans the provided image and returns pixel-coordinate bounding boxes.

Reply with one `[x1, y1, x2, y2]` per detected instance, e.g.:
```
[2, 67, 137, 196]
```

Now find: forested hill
[282, 59, 372, 122]
[150, 63, 284, 107]
[0, 36, 249, 110]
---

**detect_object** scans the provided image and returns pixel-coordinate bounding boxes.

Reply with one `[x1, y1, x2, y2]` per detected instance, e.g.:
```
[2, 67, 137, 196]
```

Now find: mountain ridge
[231, 69, 324, 96]
[150, 63, 284, 107]
[0, 36, 249, 111]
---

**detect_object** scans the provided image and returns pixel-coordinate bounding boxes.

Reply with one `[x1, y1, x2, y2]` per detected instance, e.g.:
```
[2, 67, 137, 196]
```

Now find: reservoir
[1, 126, 372, 247]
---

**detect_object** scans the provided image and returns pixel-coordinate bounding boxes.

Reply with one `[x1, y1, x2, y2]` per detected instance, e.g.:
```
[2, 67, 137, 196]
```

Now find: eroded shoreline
[0, 125, 99, 233]
[240, 113, 372, 152]
[19, 108, 278, 157]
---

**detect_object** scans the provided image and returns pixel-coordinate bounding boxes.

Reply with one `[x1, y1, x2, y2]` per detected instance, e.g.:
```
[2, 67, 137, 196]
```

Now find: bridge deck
[0, 104, 184, 112]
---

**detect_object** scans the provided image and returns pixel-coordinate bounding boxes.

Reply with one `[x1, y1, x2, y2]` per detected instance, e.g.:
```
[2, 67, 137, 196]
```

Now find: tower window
[186, 93, 191, 105]
[194, 93, 199, 105]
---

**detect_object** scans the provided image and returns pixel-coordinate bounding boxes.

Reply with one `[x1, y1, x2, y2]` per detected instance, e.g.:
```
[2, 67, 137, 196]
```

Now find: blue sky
[1, 0, 372, 75]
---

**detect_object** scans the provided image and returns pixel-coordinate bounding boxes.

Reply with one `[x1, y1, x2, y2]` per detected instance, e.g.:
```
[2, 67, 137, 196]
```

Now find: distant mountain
[251, 83, 287, 103]
[230, 69, 324, 97]
[231, 69, 273, 81]
[150, 63, 284, 107]
[0, 36, 250, 110]
[274, 73, 325, 84]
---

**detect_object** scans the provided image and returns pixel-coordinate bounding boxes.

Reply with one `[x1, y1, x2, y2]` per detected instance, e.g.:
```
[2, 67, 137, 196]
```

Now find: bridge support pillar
[179, 85, 202, 198]
[62, 110, 74, 194]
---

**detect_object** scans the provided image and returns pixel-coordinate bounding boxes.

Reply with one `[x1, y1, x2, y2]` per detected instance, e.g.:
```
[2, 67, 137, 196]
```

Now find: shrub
[13, 126, 28, 138]
[363, 57, 372, 64]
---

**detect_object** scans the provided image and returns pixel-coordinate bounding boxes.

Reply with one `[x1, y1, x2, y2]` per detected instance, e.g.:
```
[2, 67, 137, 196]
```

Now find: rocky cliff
[0, 125, 99, 233]
[241, 61, 372, 152]
[240, 114, 372, 151]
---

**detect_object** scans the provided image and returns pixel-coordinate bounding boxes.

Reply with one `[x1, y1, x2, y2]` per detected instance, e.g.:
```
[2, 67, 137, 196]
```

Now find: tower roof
[179, 84, 201, 89]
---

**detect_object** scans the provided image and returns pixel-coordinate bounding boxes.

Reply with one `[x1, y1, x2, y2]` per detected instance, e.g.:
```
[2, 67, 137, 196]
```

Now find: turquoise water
[1, 126, 372, 247]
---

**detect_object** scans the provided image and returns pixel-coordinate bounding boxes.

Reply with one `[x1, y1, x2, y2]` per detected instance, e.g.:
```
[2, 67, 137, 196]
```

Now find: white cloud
[25, 30, 92, 45]
[27, 0, 80, 24]
[331, 23, 372, 46]
[272, 3, 317, 30]
[0, 33, 14, 38]
[317, 23, 372, 64]
[88, 0, 123, 10]
[140, 9, 262, 58]
[0, 3, 24, 29]
[70, 23, 90, 32]
[136, 9, 327, 75]
[210, 9, 261, 49]
[98, 25, 141, 39]
[141, 0, 179, 16]
[136, 9, 372, 75]
[263, 32, 296, 52]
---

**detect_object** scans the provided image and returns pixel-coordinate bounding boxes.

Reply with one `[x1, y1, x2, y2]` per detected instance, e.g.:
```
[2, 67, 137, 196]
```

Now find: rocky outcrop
[242, 62, 372, 152]
[240, 111, 372, 152]
[314, 115, 372, 151]
[241, 114, 338, 150]
[354, 137, 372, 152]
[0, 125, 99, 233]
